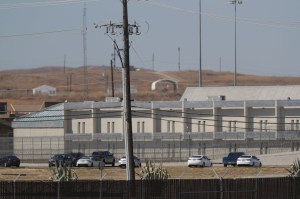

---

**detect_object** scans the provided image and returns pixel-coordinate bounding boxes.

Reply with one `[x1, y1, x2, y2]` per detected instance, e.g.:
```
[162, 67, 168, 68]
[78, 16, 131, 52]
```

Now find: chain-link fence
[1, 132, 299, 163]
[0, 177, 299, 199]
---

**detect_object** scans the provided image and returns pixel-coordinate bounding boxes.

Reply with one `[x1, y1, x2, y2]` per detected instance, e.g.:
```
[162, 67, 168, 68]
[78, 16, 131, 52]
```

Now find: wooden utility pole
[110, 59, 115, 97]
[95, 0, 139, 182]
[122, 0, 135, 181]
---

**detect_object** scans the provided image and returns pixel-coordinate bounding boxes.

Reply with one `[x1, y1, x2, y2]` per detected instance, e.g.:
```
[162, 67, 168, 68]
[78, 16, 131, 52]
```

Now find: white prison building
[11, 85, 300, 161]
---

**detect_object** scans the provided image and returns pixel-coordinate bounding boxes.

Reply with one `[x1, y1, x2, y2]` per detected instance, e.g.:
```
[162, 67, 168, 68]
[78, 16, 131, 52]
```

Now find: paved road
[257, 151, 300, 166]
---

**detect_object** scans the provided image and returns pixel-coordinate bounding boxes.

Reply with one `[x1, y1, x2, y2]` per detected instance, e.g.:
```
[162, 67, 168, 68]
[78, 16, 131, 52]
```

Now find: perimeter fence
[0, 177, 299, 199]
[1, 133, 300, 163]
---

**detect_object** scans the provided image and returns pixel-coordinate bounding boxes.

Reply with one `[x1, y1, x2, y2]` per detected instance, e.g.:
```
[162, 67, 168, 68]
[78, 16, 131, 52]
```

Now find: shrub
[49, 161, 78, 181]
[136, 161, 170, 180]
[287, 159, 300, 177]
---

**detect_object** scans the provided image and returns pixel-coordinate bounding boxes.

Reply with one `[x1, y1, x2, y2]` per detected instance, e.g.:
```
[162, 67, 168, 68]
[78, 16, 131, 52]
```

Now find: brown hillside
[1, 66, 300, 104]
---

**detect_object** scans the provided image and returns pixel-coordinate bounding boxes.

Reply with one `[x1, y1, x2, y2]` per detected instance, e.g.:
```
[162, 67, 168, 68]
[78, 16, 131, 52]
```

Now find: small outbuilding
[32, 85, 56, 96]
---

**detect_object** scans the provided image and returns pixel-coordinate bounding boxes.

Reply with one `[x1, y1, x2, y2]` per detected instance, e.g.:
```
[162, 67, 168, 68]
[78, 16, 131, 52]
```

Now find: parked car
[76, 156, 104, 167]
[222, 152, 246, 167]
[187, 155, 212, 167]
[91, 151, 115, 166]
[0, 155, 20, 167]
[48, 154, 71, 167]
[237, 155, 262, 167]
[118, 155, 141, 168]
[65, 152, 85, 166]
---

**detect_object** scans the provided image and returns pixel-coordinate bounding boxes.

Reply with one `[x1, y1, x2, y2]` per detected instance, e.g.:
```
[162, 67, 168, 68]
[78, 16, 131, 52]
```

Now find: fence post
[179, 135, 182, 161]
[98, 161, 106, 199]
[212, 168, 226, 199]
[220, 177, 223, 199]
[57, 172, 65, 199]
[255, 169, 262, 199]
[13, 174, 22, 199]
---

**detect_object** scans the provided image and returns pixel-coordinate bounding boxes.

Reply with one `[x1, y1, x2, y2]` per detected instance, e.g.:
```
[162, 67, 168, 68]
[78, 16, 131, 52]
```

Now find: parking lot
[0, 151, 299, 181]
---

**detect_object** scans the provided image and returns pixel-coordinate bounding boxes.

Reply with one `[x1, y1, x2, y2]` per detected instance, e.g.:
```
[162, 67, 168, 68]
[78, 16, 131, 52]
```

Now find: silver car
[76, 156, 103, 167]
[118, 155, 141, 168]
[188, 155, 213, 167]
[237, 155, 262, 167]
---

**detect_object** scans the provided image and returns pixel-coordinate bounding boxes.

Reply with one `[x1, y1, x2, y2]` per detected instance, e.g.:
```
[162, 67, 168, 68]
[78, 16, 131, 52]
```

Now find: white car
[76, 156, 103, 167]
[118, 155, 141, 168]
[187, 155, 212, 167]
[237, 155, 262, 167]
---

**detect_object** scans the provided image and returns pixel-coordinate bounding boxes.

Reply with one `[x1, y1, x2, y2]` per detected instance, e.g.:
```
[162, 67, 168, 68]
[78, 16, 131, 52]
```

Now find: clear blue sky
[0, 0, 300, 76]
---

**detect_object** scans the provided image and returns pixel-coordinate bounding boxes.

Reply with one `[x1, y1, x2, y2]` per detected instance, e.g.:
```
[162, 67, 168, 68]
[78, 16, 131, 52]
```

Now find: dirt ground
[0, 165, 290, 181]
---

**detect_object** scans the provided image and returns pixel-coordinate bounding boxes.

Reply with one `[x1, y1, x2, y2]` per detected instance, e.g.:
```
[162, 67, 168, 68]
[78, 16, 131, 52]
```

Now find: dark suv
[92, 151, 115, 166]
[65, 152, 85, 166]
[222, 152, 246, 167]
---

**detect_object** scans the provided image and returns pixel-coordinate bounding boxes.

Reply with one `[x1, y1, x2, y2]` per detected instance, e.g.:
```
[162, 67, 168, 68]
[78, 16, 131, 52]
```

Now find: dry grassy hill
[1, 66, 300, 105]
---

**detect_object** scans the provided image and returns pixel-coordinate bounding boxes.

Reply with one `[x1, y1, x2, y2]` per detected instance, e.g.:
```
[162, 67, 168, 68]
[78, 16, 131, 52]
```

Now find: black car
[91, 151, 115, 166]
[0, 155, 21, 167]
[48, 154, 71, 167]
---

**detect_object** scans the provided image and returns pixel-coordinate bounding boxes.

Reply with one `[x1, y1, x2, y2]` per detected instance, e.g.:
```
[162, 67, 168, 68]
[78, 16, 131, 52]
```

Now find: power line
[0, 0, 100, 10]
[139, 0, 300, 29]
[0, 28, 80, 38]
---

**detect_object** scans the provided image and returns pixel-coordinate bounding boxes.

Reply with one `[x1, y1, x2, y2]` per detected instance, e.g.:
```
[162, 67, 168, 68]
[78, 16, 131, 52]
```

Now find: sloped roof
[33, 84, 56, 90]
[12, 103, 64, 128]
[180, 85, 300, 101]
[10, 104, 44, 114]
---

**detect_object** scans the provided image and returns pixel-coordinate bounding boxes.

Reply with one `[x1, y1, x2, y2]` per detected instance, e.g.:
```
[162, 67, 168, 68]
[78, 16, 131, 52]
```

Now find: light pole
[178, 47, 181, 71]
[199, 0, 202, 87]
[230, 0, 242, 86]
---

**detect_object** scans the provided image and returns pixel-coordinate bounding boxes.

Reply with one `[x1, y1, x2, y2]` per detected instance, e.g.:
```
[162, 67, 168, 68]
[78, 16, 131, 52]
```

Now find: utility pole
[178, 47, 181, 71]
[152, 53, 154, 71]
[199, 0, 203, 87]
[82, 3, 88, 100]
[122, 0, 135, 181]
[230, 0, 242, 86]
[110, 59, 115, 97]
[95, 1, 141, 181]
[63, 54, 66, 74]
[111, 39, 117, 69]
[69, 73, 72, 92]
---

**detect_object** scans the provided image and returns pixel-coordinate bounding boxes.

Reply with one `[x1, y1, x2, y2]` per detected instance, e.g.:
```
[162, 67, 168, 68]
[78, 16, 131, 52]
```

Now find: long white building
[11, 85, 300, 161]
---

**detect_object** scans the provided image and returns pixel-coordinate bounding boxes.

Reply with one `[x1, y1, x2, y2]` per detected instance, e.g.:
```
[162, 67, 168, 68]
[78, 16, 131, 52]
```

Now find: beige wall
[14, 102, 300, 138]
[14, 128, 64, 137]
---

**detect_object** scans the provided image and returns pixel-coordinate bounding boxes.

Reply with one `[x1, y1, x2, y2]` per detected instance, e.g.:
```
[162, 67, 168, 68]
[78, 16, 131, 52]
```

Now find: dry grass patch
[0, 166, 289, 181]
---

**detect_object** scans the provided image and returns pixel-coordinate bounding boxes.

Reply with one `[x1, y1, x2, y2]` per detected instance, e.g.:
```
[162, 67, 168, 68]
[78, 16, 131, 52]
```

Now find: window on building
[78, 122, 81, 134]
[264, 120, 268, 132]
[142, 121, 145, 133]
[82, 122, 85, 134]
[137, 121, 140, 133]
[228, 121, 232, 132]
[203, 121, 206, 132]
[260, 120, 263, 132]
[233, 121, 237, 132]
[107, 122, 110, 133]
[167, 121, 170, 132]
[296, 120, 299, 130]
[198, 121, 201, 132]
[112, 122, 115, 133]
[172, 121, 175, 133]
